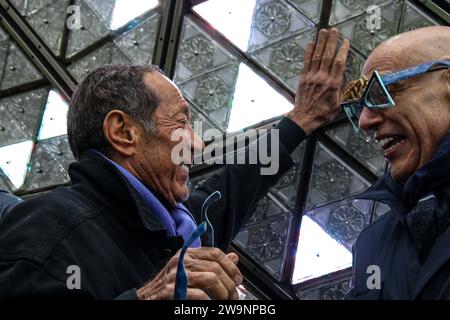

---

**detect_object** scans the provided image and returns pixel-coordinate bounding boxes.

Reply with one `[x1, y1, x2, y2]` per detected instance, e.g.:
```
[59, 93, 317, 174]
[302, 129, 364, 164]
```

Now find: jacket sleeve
[0, 190, 22, 220]
[185, 117, 307, 251]
[0, 259, 92, 299]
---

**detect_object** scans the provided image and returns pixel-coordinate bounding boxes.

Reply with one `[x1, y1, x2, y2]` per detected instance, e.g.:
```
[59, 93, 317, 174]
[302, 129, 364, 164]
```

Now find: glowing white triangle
[292, 215, 352, 284]
[110, 0, 159, 30]
[38, 90, 68, 140]
[227, 63, 292, 132]
[0, 140, 33, 189]
[193, 0, 256, 50]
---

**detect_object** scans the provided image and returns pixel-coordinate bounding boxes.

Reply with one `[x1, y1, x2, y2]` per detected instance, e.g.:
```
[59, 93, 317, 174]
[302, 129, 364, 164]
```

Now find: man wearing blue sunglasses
[343, 26, 450, 299]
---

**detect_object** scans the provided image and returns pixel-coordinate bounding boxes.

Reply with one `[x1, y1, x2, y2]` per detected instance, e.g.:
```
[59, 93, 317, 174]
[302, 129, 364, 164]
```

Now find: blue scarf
[94, 151, 200, 247]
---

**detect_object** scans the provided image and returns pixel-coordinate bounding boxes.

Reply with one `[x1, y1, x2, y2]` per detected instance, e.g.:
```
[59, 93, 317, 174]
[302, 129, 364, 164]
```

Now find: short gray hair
[68, 64, 163, 159]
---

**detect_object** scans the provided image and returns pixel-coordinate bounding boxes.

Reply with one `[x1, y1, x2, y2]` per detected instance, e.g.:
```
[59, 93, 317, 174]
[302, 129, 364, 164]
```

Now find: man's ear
[103, 110, 139, 157]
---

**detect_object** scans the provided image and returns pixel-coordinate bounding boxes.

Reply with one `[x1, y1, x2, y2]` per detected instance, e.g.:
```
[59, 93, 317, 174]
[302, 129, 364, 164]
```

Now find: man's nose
[358, 107, 384, 132]
[190, 128, 205, 155]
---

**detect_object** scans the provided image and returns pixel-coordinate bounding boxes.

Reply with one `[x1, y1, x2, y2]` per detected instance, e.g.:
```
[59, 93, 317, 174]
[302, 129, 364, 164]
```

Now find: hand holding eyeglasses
[136, 247, 242, 300]
[287, 28, 350, 135]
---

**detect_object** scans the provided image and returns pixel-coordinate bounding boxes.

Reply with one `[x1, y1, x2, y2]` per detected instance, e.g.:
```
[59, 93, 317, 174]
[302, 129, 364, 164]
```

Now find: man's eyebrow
[177, 103, 191, 119]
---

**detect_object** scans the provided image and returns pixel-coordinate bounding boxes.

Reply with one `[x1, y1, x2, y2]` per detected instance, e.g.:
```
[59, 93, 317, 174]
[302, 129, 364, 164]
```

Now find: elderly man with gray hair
[0, 28, 348, 299]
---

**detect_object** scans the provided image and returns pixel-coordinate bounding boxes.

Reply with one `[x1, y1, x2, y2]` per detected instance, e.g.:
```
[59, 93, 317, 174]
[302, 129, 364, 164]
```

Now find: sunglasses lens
[366, 76, 390, 106]
[343, 103, 362, 132]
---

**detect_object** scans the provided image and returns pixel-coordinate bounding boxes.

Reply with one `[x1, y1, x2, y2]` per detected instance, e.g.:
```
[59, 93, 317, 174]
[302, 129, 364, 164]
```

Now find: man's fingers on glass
[310, 29, 329, 71]
[319, 28, 339, 73]
[331, 39, 350, 80]
[301, 42, 315, 76]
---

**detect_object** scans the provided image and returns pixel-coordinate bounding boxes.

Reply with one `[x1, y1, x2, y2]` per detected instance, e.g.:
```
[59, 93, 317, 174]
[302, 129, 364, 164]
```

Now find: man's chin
[174, 188, 190, 203]
[389, 162, 414, 182]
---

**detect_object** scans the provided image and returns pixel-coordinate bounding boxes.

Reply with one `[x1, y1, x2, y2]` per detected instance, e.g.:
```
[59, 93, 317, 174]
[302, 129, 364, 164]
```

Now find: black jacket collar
[359, 131, 450, 211]
[68, 149, 172, 235]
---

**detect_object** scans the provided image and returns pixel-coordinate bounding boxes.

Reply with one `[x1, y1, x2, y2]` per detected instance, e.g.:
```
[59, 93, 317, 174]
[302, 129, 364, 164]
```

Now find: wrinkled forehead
[361, 34, 420, 77]
[361, 54, 403, 79]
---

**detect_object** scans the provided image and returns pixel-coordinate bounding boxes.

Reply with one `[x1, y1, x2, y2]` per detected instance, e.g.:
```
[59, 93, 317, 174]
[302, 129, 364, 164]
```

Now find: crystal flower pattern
[194, 76, 231, 112]
[307, 143, 370, 209]
[248, 227, 284, 262]
[269, 41, 305, 82]
[313, 162, 352, 200]
[254, 2, 291, 39]
[179, 34, 215, 73]
[328, 205, 366, 242]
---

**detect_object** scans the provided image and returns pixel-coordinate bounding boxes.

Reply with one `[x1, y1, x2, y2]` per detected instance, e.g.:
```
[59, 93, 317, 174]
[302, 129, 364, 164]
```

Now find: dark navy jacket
[347, 133, 450, 300]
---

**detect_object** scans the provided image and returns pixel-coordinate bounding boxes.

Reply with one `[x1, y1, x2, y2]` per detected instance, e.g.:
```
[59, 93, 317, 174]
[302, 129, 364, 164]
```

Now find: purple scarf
[94, 151, 200, 247]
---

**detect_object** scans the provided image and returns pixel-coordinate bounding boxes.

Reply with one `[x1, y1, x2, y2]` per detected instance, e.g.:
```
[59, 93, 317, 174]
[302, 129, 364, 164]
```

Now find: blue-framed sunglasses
[342, 60, 450, 134]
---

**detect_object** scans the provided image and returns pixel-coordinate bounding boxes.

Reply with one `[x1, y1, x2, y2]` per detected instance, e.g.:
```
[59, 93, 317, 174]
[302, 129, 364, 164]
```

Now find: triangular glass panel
[178, 63, 240, 131]
[23, 135, 73, 191]
[329, 0, 392, 26]
[307, 197, 372, 249]
[37, 90, 69, 140]
[234, 213, 292, 280]
[289, 0, 322, 24]
[113, 12, 161, 65]
[334, 1, 403, 57]
[180, 62, 293, 133]
[174, 17, 239, 83]
[325, 122, 385, 176]
[227, 63, 292, 132]
[1, 42, 43, 90]
[68, 42, 130, 82]
[292, 215, 352, 284]
[193, 0, 314, 52]
[66, 0, 160, 59]
[0, 88, 48, 147]
[193, 0, 257, 51]
[84, 0, 116, 26]
[25, 0, 70, 56]
[65, 0, 110, 59]
[244, 192, 290, 227]
[110, 0, 159, 30]
[306, 142, 370, 210]
[399, 0, 438, 32]
[250, 29, 316, 92]
[0, 140, 33, 190]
